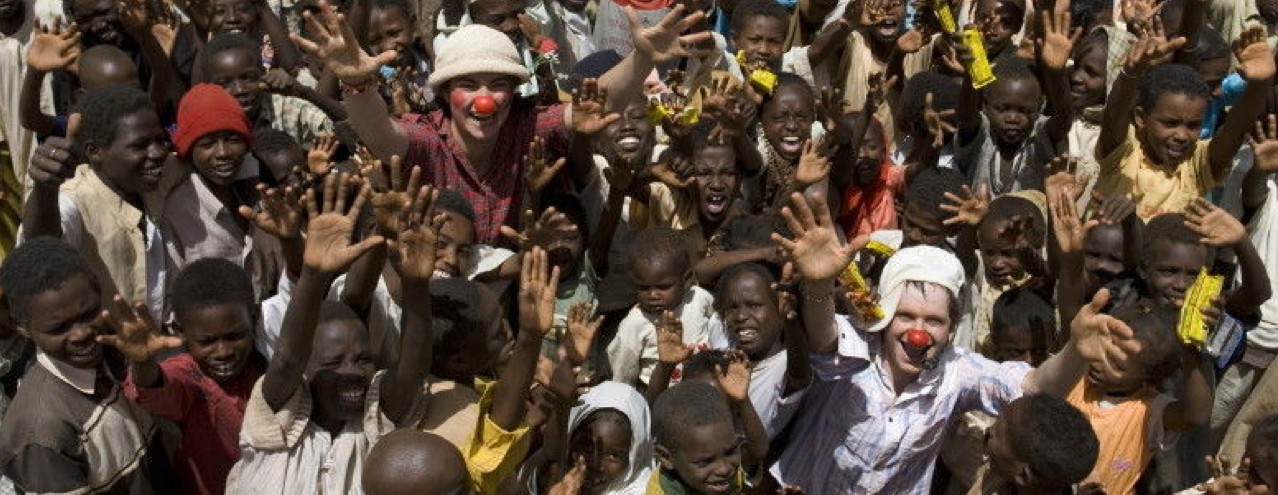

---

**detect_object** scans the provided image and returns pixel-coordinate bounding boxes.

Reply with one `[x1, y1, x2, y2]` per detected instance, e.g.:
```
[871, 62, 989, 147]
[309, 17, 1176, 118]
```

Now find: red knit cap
[173, 83, 253, 159]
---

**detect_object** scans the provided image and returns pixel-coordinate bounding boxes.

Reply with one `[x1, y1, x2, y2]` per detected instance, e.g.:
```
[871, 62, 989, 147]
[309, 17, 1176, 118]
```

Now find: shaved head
[78, 45, 139, 90]
[363, 429, 469, 495]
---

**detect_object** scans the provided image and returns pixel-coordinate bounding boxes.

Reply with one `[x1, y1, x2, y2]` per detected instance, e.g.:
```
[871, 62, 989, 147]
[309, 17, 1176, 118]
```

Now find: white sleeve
[57, 194, 84, 247]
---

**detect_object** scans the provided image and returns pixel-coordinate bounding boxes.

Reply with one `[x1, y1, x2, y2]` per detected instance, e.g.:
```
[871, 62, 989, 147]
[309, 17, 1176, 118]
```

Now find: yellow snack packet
[647, 102, 674, 126]
[1177, 268, 1224, 348]
[961, 28, 997, 89]
[865, 240, 897, 258]
[840, 262, 885, 321]
[736, 50, 778, 95]
[936, 1, 958, 33]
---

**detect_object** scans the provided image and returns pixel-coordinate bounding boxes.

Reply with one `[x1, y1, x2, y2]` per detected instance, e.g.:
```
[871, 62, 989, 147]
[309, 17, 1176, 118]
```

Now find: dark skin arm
[1097, 34, 1185, 161]
[19, 69, 56, 137]
[339, 244, 388, 317]
[589, 174, 627, 275]
[719, 351, 769, 466]
[118, 1, 188, 116]
[490, 247, 560, 431]
[1163, 350, 1213, 431]
[1046, 170, 1093, 336]
[779, 288, 811, 396]
[1243, 115, 1278, 219]
[22, 20, 81, 137]
[1210, 28, 1275, 178]
[21, 137, 75, 240]
[694, 248, 777, 284]
[263, 174, 385, 411]
[645, 311, 690, 404]
[1184, 199, 1272, 317]
[1036, 1, 1079, 143]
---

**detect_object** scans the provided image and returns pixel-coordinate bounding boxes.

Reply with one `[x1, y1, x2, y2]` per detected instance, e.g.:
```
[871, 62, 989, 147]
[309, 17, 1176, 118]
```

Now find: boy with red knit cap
[163, 84, 277, 292]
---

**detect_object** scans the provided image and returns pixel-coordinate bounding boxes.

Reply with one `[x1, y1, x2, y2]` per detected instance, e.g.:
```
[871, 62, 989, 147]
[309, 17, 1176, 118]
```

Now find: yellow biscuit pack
[1177, 268, 1224, 348]
[840, 262, 885, 321]
[936, 0, 958, 33]
[736, 51, 778, 95]
[864, 240, 897, 258]
[960, 28, 997, 89]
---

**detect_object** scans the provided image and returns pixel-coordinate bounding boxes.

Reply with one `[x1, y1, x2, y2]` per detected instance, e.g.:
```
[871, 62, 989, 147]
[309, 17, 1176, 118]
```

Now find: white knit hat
[867, 245, 966, 332]
[427, 25, 530, 92]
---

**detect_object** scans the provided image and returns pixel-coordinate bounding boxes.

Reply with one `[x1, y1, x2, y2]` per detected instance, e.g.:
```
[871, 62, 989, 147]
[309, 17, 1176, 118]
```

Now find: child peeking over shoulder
[974, 394, 1101, 495]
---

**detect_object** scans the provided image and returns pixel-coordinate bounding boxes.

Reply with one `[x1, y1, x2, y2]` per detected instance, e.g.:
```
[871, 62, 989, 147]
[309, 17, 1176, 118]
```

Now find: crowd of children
[3, 0, 1278, 491]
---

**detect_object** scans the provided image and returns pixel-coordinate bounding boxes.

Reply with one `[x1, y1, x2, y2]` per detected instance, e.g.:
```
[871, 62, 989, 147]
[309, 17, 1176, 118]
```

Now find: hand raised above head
[291, 1, 397, 84]
[302, 172, 386, 274]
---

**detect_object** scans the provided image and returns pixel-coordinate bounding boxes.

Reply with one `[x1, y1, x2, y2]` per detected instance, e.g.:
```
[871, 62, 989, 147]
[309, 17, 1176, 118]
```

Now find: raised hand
[940, 185, 990, 227]
[656, 310, 692, 364]
[1094, 192, 1136, 224]
[519, 246, 561, 335]
[865, 72, 898, 114]
[291, 1, 397, 84]
[923, 93, 957, 149]
[564, 301, 602, 365]
[817, 86, 846, 135]
[302, 172, 385, 274]
[1071, 289, 1142, 369]
[1122, 26, 1186, 76]
[1036, 0, 1082, 71]
[1185, 198, 1247, 247]
[896, 28, 927, 54]
[570, 78, 620, 135]
[603, 157, 638, 192]
[1235, 26, 1277, 83]
[307, 134, 339, 176]
[1121, 0, 1163, 25]
[366, 156, 421, 236]
[116, 0, 150, 35]
[647, 152, 696, 189]
[96, 296, 183, 363]
[524, 136, 568, 195]
[1198, 456, 1268, 495]
[548, 455, 588, 495]
[27, 19, 81, 72]
[1250, 114, 1278, 173]
[716, 350, 752, 402]
[772, 192, 860, 281]
[28, 137, 77, 187]
[151, 5, 181, 55]
[518, 13, 547, 46]
[387, 185, 447, 281]
[239, 185, 304, 239]
[261, 68, 305, 97]
[1044, 156, 1090, 203]
[626, 4, 713, 64]
[1048, 184, 1097, 254]
[795, 139, 834, 187]
[701, 76, 750, 135]
[501, 208, 580, 252]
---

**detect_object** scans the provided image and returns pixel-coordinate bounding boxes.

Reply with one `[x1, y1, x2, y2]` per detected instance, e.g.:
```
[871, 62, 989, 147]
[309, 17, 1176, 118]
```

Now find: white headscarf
[568, 382, 654, 495]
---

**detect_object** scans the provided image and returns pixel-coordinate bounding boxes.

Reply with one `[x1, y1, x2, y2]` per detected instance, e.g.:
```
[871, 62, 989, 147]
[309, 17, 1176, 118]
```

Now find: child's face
[546, 215, 585, 281]
[1197, 56, 1230, 98]
[569, 413, 633, 493]
[902, 201, 957, 248]
[190, 131, 250, 187]
[977, 219, 1029, 286]
[258, 147, 306, 189]
[735, 15, 786, 70]
[366, 5, 416, 68]
[207, 48, 266, 120]
[984, 398, 1029, 484]
[716, 272, 783, 361]
[983, 77, 1042, 147]
[977, 0, 1022, 52]
[600, 101, 656, 163]
[693, 146, 741, 224]
[446, 74, 518, 142]
[1069, 42, 1107, 110]
[859, 1, 905, 45]
[1134, 92, 1208, 166]
[21, 276, 105, 369]
[72, 0, 123, 46]
[760, 85, 815, 162]
[1140, 238, 1207, 307]
[307, 319, 376, 423]
[853, 120, 886, 187]
[469, 0, 524, 39]
[632, 257, 688, 315]
[990, 324, 1047, 365]
[658, 421, 743, 495]
[177, 303, 255, 383]
[1085, 348, 1149, 392]
[210, 0, 259, 35]
[87, 108, 171, 195]
[433, 211, 475, 278]
[1083, 224, 1125, 293]
[883, 283, 952, 376]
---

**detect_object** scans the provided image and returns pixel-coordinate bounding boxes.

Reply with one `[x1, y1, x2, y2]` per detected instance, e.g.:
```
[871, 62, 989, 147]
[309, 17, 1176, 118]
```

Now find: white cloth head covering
[868, 245, 966, 332]
[427, 24, 531, 91]
[567, 382, 654, 495]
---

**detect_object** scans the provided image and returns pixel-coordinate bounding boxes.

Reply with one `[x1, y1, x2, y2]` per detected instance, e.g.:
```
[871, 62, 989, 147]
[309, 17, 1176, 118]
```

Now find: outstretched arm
[1036, 0, 1080, 143]
[1098, 32, 1185, 161]
[1024, 289, 1141, 396]
[772, 192, 862, 355]
[1210, 27, 1276, 178]
[490, 247, 560, 430]
[595, 5, 712, 113]
[1183, 199, 1272, 317]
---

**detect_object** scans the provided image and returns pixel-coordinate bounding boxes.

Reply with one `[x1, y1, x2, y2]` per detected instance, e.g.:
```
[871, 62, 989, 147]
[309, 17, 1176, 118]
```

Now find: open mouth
[433, 269, 454, 279]
[468, 109, 498, 123]
[778, 136, 803, 155]
[877, 21, 899, 37]
[211, 161, 237, 179]
[735, 327, 758, 346]
[68, 342, 101, 362]
[640, 303, 666, 314]
[705, 479, 733, 493]
[141, 163, 165, 185]
[618, 135, 643, 152]
[338, 384, 367, 408]
[208, 361, 241, 379]
[704, 194, 729, 214]
[1165, 142, 1190, 160]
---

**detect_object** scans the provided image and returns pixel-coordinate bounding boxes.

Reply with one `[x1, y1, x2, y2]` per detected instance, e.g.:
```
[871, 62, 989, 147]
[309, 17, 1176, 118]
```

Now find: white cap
[867, 245, 966, 332]
[427, 25, 531, 92]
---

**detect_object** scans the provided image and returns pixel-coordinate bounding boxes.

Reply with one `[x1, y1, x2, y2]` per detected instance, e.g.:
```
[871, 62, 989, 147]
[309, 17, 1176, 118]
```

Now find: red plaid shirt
[397, 102, 570, 244]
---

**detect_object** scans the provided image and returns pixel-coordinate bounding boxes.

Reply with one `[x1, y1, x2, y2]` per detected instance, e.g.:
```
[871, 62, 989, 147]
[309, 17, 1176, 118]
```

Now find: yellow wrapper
[677, 106, 700, 125]
[647, 102, 673, 126]
[961, 28, 997, 89]
[865, 240, 897, 257]
[1178, 268, 1224, 348]
[840, 262, 885, 321]
[937, 1, 958, 33]
[736, 50, 777, 95]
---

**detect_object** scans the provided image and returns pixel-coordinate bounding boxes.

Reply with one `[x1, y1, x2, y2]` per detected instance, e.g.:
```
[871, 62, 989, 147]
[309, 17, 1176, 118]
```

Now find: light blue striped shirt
[771, 316, 1031, 495]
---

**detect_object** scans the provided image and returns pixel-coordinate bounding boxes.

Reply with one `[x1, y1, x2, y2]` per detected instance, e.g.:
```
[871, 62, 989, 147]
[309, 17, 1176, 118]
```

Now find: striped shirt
[771, 316, 1031, 495]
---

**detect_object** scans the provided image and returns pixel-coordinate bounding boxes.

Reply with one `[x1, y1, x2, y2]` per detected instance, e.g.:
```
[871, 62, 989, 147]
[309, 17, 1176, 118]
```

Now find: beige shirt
[640, 182, 746, 258]
[1092, 128, 1220, 220]
[606, 286, 715, 386]
[225, 371, 426, 495]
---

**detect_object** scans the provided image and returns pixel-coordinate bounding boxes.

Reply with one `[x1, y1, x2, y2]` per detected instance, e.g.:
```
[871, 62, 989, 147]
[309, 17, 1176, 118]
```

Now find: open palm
[27, 21, 81, 71]
[292, 1, 397, 83]
[96, 296, 183, 363]
[303, 174, 385, 273]
[773, 192, 857, 281]
[627, 4, 714, 64]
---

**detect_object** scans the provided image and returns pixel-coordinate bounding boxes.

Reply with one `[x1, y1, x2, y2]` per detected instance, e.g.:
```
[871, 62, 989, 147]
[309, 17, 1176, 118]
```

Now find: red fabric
[837, 128, 906, 238]
[173, 84, 253, 159]
[397, 103, 570, 244]
[125, 353, 262, 495]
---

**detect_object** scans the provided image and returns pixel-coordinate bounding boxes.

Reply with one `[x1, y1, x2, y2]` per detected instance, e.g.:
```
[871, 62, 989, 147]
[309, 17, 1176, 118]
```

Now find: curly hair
[0, 237, 100, 326]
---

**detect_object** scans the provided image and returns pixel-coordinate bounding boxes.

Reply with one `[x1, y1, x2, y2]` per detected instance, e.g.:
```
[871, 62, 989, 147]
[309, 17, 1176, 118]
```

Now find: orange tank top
[1066, 378, 1160, 495]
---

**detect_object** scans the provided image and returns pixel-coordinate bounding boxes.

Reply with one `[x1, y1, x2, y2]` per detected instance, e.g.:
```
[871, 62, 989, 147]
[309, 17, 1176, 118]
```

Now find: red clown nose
[472, 95, 496, 115]
[904, 329, 932, 348]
